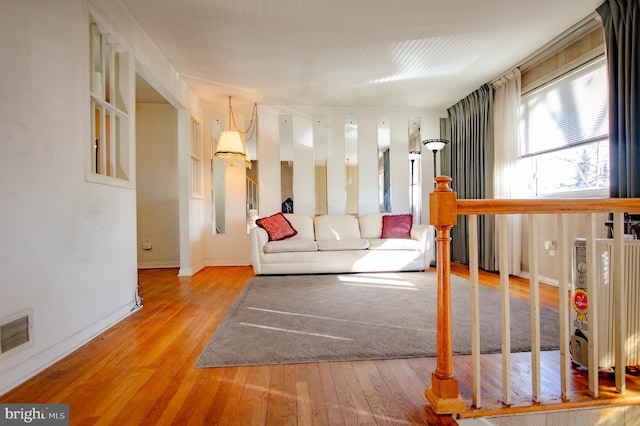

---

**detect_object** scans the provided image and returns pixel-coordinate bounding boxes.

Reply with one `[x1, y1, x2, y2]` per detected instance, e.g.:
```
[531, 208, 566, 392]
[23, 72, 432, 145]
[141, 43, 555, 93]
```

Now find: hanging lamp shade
[214, 96, 257, 166]
[244, 143, 252, 169]
[215, 130, 246, 162]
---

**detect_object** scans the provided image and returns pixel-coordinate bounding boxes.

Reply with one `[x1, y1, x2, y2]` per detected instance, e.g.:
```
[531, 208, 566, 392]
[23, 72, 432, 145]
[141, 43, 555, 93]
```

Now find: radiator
[570, 238, 640, 370]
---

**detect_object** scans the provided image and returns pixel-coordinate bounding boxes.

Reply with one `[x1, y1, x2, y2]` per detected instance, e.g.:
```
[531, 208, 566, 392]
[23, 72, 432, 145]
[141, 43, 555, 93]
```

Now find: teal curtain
[597, 0, 640, 199]
[446, 84, 496, 271]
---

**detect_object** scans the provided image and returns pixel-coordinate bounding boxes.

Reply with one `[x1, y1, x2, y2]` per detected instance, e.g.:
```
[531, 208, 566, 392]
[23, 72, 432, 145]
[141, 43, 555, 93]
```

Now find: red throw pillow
[381, 214, 413, 239]
[256, 212, 298, 241]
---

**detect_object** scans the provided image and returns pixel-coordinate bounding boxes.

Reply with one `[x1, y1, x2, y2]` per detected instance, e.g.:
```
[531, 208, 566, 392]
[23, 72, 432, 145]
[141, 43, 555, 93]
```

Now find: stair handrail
[426, 175, 640, 415]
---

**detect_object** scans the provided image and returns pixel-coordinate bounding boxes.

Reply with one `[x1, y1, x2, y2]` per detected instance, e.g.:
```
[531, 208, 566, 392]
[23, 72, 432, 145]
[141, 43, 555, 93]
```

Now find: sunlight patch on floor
[244, 307, 433, 333]
[238, 322, 352, 340]
[337, 273, 420, 290]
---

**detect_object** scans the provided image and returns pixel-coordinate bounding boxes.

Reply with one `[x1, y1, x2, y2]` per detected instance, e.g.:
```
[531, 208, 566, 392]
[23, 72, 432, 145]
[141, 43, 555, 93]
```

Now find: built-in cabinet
[88, 11, 134, 187]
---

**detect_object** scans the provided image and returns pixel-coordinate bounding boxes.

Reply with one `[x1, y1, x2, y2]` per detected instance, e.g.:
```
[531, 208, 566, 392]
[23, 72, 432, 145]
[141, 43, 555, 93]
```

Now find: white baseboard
[204, 259, 251, 267]
[517, 271, 559, 287]
[137, 260, 180, 269]
[178, 261, 205, 277]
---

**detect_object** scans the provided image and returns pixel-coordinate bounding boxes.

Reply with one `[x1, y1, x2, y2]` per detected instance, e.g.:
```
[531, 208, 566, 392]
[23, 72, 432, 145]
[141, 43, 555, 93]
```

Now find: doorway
[135, 73, 180, 269]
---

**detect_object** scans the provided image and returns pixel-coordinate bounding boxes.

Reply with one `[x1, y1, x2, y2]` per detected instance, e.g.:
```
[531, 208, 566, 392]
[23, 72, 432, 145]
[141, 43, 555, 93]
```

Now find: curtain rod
[490, 11, 601, 85]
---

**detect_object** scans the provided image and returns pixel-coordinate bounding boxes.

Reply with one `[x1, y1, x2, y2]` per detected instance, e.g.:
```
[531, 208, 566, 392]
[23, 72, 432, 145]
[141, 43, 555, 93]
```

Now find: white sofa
[250, 213, 435, 275]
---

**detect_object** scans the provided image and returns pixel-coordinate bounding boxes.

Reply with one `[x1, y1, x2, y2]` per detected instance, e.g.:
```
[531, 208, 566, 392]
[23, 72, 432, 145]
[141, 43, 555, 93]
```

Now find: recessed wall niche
[409, 117, 422, 221]
[245, 113, 258, 233]
[345, 116, 358, 215]
[211, 115, 226, 234]
[279, 115, 294, 213]
[313, 116, 328, 215]
[378, 116, 391, 213]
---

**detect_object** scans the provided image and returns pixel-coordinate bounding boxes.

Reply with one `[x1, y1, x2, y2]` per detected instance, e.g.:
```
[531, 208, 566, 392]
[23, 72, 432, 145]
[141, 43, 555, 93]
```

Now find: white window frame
[86, 7, 134, 189]
[520, 56, 609, 199]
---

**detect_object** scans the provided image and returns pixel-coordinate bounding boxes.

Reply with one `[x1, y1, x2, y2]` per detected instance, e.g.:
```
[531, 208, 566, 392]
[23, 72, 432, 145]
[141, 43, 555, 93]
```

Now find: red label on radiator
[573, 289, 588, 322]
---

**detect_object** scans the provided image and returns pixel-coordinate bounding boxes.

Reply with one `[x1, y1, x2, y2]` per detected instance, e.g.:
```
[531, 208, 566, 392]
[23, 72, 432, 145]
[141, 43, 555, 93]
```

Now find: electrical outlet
[544, 240, 556, 256]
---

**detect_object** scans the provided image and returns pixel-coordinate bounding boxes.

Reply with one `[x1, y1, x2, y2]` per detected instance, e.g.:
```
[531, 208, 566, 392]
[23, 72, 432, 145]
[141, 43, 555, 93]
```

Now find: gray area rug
[195, 272, 559, 368]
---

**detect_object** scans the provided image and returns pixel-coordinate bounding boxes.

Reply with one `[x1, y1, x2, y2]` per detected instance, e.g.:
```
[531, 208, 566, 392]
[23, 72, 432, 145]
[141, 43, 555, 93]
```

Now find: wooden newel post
[425, 176, 466, 414]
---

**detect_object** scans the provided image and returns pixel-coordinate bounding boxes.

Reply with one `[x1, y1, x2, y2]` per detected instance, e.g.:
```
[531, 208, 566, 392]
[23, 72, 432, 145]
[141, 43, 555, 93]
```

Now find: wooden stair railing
[426, 175, 640, 415]
[425, 176, 466, 413]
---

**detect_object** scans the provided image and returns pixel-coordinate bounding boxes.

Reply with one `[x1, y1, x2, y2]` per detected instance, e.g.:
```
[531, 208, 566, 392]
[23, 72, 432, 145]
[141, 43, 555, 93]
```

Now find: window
[88, 13, 133, 187]
[190, 117, 203, 198]
[520, 56, 609, 196]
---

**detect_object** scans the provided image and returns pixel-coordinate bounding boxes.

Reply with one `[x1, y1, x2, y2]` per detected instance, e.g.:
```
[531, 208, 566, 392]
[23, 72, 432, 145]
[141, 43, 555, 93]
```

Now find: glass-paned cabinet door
[87, 12, 133, 187]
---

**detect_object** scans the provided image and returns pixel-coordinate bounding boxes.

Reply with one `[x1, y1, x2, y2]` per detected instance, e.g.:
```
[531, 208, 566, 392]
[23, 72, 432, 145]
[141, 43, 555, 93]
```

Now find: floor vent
[0, 310, 32, 355]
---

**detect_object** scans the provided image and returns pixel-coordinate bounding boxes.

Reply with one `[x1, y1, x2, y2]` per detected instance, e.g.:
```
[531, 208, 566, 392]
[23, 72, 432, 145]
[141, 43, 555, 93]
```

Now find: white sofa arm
[250, 226, 269, 275]
[411, 224, 435, 266]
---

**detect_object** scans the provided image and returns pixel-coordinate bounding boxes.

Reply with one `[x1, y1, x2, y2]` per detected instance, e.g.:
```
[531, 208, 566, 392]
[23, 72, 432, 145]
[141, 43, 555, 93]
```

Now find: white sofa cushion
[367, 238, 421, 251]
[264, 239, 318, 253]
[283, 213, 315, 240]
[358, 213, 385, 239]
[317, 238, 369, 251]
[314, 214, 361, 240]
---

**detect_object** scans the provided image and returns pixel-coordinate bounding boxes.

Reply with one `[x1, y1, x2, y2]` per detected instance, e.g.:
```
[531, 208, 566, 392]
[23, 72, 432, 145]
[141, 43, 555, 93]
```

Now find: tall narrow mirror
[378, 116, 391, 212]
[313, 116, 327, 215]
[211, 115, 226, 234]
[409, 117, 422, 222]
[280, 115, 294, 213]
[345, 116, 358, 215]
[245, 113, 258, 231]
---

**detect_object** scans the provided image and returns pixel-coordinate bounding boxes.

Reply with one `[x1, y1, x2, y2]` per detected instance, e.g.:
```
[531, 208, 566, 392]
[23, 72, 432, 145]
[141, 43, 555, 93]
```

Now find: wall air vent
[0, 309, 33, 356]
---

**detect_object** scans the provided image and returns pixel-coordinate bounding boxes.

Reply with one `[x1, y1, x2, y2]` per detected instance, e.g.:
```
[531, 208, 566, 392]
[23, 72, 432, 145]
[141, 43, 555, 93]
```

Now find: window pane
[535, 140, 609, 195]
[105, 111, 112, 176]
[521, 57, 608, 156]
[114, 115, 123, 180]
[93, 104, 101, 174]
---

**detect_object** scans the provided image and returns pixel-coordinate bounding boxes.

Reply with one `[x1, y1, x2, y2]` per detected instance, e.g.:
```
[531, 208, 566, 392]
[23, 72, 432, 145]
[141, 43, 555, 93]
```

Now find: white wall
[203, 105, 445, 266]
[136, 103, 180, 268]
[0, 0, 137, 393]
[0, 0, 201, 394]
[522, 212, 610, 284]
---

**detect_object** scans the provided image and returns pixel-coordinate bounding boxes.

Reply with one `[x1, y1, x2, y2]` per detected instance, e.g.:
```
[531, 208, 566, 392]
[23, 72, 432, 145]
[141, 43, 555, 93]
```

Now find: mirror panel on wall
[245, 113, 258, 231]
[280, 114, 294, 213]
[313, 115, 327, 215]
[211, 115, 226, 234]
[377, 116, 391, 213]
[345, 116, 358, 215]
[232, 108, 436, 223]
[408, 117, 422, 222]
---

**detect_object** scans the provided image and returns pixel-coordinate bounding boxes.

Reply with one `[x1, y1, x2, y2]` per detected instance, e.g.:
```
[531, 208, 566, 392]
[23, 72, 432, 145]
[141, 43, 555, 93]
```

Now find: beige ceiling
[124, 0, 603, 110]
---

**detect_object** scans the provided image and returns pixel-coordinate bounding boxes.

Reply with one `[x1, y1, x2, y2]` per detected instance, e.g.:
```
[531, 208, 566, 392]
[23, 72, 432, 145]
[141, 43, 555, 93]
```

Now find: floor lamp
[422, 139, 449, 183]
[422, 139, 449, 267]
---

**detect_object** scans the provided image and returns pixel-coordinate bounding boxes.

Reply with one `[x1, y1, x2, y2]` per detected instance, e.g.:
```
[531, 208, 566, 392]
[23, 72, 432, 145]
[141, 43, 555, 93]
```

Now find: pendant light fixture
[214, 96, 258, 167]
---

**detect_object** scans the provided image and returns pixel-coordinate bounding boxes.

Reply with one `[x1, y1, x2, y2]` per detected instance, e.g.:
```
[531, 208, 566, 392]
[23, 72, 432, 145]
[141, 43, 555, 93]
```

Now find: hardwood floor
[1, 266, 639, 425]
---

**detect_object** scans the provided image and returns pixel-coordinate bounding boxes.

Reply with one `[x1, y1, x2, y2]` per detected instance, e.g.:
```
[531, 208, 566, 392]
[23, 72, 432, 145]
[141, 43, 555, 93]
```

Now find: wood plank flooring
[1, 265, 639, 425]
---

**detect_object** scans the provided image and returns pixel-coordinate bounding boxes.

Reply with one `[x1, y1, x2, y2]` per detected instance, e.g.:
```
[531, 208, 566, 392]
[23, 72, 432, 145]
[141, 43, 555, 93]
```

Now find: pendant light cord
[228, 96, 258, 141]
